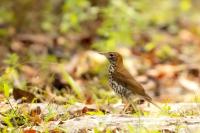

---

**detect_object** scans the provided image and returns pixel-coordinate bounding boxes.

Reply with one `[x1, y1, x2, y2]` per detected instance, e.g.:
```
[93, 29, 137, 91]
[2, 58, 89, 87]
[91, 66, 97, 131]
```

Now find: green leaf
[60, 65, 83, 99]
[144, 42, 156, 51]
[3, 53, 19, 68]
[87, 110, 104, 116]
[3, 82, 10, 97]
[180, 0, 191, 12]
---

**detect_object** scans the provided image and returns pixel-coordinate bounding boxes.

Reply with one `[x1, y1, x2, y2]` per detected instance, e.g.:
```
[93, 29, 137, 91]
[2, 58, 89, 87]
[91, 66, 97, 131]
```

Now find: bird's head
[99, 52, 123, 65]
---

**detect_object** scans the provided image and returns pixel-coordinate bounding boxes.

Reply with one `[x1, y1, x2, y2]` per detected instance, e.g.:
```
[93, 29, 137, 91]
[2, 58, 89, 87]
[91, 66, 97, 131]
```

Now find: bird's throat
[108, 64, 116, 74]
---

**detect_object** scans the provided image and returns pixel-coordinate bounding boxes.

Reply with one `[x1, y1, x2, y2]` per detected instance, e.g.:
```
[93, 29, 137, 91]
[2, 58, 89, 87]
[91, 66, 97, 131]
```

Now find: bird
[99, 52, 161, 112]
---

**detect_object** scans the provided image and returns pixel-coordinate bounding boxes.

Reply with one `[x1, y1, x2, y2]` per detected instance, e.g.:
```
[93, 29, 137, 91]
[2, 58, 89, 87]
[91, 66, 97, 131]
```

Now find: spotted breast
[108, 64, 132, 98]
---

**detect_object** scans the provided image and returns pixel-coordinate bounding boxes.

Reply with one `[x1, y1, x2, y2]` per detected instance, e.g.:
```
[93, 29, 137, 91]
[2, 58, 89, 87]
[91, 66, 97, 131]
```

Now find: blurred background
[0, 0, 200, 104]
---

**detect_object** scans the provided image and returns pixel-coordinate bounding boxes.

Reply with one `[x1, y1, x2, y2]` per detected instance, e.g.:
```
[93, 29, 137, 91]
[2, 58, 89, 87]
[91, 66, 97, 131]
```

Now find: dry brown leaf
[49, 129, 64, 133]
[147, 64, 184, 78]
[17, 34, 52, 45]
[20, 65, 39, 78]
[23, 129, 37, 133]
[13, 88, 36, 103]
[30, 106, 42, 116]
[84, 92, 94, 104]
[29, 115, 42, 125]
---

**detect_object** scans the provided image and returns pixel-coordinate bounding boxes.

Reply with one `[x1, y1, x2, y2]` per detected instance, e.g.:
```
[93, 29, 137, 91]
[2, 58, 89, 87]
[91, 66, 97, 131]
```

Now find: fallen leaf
[23, 129, 37, 133]
[20, 65, 39, 78]
[30, 106, 42, 116]
[49, 128, 64, 133]
[29, 115, 42, 125]
[13, 88, 36, 103]
[179, 77, 200, 92]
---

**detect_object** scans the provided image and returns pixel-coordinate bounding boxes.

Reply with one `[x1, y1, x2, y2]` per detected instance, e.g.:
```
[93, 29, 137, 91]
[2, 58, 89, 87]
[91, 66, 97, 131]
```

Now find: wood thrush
[100, 52, 161, 112]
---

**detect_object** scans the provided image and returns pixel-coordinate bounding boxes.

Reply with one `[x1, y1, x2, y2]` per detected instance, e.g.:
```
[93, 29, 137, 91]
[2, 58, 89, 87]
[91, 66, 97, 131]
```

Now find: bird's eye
[110, 54, 114, 57]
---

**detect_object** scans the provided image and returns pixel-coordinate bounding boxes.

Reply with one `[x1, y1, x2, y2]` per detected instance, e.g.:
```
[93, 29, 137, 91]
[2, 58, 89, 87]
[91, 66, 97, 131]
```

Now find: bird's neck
[108, 63, 116, 74]
[108, 59, 124, 74]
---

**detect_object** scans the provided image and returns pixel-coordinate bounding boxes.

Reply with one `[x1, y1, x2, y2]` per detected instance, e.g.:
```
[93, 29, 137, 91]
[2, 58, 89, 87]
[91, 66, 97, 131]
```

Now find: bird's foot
[120, 103, 131, 114]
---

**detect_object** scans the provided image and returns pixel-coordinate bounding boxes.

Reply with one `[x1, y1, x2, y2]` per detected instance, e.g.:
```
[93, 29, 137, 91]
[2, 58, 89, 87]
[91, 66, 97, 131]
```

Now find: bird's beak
[98, 52, 107, 56]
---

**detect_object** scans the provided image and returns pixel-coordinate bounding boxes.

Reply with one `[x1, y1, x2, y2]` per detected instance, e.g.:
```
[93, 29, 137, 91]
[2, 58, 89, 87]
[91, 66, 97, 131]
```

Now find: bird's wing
[113, 67, 152, 101]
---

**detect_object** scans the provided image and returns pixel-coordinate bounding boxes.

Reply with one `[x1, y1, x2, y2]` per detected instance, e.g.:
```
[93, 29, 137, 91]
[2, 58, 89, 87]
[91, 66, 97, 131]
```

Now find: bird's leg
[130, 102, 142, 132]
[130, 102, 142, 115]
[122, 103, 130, 113]
[121, 98, 130, 113]
[129, 97, 143, 115]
